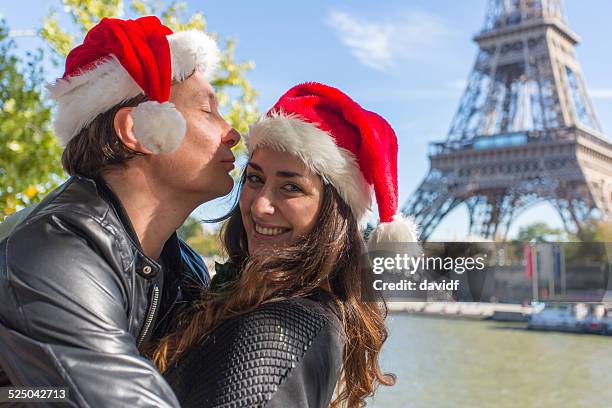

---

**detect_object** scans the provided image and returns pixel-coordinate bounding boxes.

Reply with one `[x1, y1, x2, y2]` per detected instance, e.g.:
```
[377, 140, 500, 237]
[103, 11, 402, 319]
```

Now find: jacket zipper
[137, 284, 160, 348]
[154, 285, 181, 331]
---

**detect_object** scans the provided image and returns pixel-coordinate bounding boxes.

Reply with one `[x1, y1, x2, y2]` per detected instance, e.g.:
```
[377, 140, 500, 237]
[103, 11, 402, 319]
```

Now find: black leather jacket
[165, 297, 345, 408]
[0, 175, 209, 407]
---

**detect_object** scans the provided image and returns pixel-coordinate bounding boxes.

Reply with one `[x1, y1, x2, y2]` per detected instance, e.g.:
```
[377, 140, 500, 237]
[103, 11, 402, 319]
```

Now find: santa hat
[246, 82, 420, 247]
[47, 16, 220, 154]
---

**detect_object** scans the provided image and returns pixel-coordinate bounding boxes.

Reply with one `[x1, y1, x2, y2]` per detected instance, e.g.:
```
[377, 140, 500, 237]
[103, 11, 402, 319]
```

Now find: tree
[1, 0, 258, 218]
[569, 219, 612, 243]
[0, 20, 63, 217]
[178, 215, 223, 257]
[515, 222, 566, 243]
[41, 0, 259, 135]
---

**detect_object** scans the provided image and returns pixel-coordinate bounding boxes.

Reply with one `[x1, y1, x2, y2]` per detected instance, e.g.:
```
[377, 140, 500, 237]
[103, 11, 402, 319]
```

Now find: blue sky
[3, 0, 612, 240]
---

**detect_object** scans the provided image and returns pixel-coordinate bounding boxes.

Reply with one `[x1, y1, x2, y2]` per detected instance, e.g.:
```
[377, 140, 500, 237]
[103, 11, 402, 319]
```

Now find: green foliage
[509, 221, 610, 263]
[177, 215, 203, 241]
[0, 20, 63, 217]
[1, 0, 257, 217]
[178, 216, 223, 257]
[41, 0, 123, 57]
[570, 219, 612, 243]
[515, 222, 566, 243]
[40, 0, 259, 138]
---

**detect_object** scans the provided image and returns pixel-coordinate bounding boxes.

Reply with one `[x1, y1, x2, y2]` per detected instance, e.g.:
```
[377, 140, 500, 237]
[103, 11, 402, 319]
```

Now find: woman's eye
[246, 174, 263, 184]
[282, 183, 302, 193]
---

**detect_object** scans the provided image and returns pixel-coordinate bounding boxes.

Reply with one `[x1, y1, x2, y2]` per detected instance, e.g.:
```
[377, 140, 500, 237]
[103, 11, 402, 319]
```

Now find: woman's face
[240, 147, 324, 254]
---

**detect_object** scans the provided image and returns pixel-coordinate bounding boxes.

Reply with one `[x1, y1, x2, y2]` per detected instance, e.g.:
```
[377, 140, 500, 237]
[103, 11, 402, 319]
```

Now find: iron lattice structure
[403, 0, 612, 241]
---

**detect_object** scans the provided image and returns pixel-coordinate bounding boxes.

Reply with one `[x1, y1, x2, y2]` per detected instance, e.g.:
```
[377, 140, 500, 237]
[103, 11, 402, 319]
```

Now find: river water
[367, 314, 612, 408]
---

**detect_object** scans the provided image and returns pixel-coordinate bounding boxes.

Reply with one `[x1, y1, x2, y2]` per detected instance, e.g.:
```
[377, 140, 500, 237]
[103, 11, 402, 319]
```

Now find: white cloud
[589, 88, 612, 100]
[327, 9, 451, 72]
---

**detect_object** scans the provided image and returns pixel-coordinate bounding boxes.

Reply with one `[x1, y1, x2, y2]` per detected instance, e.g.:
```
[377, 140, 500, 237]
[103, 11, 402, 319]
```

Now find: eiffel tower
[402, 0, 612, 241]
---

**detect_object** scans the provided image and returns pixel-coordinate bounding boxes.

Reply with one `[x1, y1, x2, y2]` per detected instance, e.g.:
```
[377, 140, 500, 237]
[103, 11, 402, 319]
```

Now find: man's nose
[222, 123, 241, 148]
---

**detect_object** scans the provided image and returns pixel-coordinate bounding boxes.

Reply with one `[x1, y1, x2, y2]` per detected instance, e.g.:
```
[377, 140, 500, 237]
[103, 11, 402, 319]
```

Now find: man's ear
[113, 107, 154, 154]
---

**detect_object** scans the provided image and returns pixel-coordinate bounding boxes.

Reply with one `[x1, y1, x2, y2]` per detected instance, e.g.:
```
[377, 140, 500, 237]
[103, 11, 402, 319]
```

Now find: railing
[428, 127, 612, 156]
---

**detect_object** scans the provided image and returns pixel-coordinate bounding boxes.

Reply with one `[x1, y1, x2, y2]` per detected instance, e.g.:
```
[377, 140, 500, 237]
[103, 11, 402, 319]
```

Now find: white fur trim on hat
[168, 30, 221, 81]
[132, 101, 186, 154]
[47, 56, 142, 146]
[247, 113, 372, 226]
[367, 213, 421, 254]
[47, 30, 220, 146]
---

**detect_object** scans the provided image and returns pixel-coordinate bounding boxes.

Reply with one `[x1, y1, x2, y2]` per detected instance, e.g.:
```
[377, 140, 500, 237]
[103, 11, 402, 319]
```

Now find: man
[0, 16, 239, 406]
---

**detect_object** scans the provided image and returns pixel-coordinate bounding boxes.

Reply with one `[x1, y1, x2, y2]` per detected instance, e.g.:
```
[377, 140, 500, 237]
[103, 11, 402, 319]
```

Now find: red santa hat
[47, 16, 220, 154]
[246, 82, 419, 247]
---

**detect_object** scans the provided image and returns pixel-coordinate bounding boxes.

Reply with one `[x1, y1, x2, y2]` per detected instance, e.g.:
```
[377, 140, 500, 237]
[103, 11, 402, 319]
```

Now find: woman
[153, 83, 418, 407]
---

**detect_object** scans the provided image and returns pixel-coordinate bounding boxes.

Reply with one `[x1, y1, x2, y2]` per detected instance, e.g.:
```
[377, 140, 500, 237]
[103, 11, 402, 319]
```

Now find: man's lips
[221, 157, 235, 170]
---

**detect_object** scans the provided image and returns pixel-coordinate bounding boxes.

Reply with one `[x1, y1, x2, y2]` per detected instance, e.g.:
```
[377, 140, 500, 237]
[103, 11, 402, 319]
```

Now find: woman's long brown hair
[153, 182, 395, 407]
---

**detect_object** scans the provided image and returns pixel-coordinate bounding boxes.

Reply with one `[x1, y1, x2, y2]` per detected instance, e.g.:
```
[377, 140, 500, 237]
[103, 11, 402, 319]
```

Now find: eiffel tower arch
[402, 0, 612, 241]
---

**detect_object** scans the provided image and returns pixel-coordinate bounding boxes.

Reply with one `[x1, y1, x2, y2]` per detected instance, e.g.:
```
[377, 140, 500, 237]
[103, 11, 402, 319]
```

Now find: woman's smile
[253, 221, 291, 237]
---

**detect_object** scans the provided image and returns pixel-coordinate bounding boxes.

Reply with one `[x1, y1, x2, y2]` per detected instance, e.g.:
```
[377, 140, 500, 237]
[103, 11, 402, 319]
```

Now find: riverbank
[387, 301, 533, 321]
[388, 301, 612, 335]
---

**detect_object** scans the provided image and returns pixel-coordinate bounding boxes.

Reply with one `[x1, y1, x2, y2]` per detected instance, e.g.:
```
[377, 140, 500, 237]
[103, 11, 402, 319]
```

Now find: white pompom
[131, 101, 186, 154]
[368, 213, 421, 252]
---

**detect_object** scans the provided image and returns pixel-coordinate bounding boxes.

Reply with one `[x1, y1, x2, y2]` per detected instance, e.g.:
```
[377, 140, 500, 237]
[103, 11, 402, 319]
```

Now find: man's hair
[61, 94, 148, 178]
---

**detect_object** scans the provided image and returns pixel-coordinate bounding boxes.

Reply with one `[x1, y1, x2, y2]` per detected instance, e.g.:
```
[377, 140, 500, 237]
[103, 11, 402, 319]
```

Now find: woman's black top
[164, 297, 345, 408]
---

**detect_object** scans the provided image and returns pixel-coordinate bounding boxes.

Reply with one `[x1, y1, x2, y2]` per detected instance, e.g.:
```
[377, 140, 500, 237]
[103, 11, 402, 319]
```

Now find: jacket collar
[84, 175, 181, 280]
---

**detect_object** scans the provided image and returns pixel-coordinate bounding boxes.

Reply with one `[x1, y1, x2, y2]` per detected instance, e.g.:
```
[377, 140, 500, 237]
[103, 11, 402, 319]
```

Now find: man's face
[151, 71, 240, 202]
